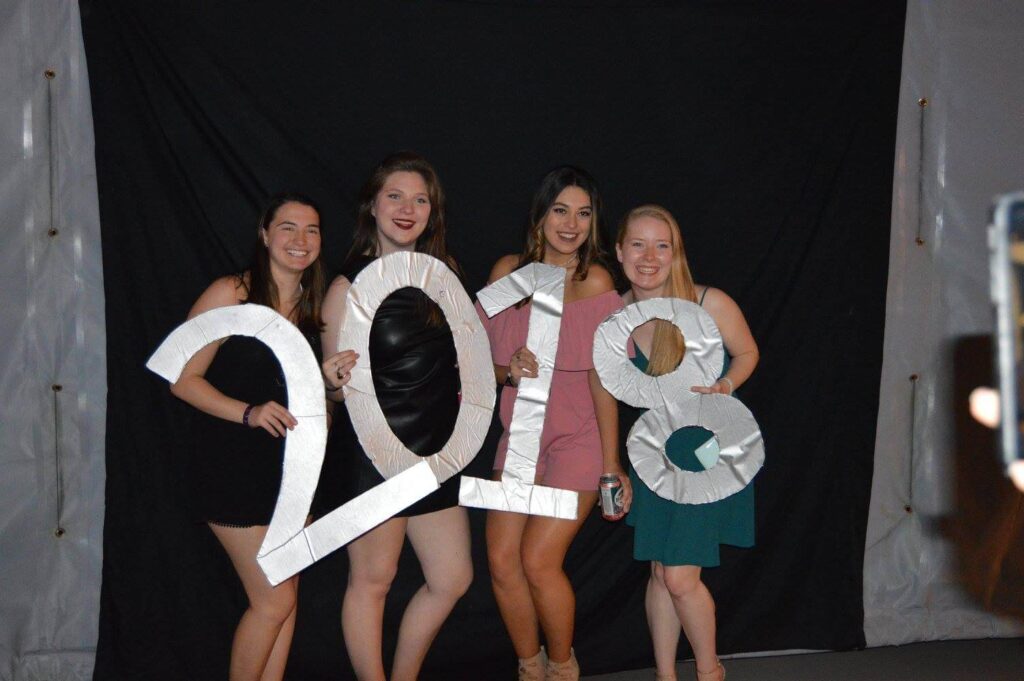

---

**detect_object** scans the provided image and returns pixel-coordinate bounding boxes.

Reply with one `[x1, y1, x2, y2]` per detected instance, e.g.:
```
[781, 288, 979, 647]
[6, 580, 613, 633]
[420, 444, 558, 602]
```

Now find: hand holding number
[509, 347, 539, 384]
[690, 377, 733, 395]
[247, 400, 297, 437]
[322, 349, 359, 392]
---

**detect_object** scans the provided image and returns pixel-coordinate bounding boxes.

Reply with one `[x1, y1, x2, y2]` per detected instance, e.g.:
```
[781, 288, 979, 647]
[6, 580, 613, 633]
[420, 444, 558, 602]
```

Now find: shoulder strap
[698, 286, 711, 306]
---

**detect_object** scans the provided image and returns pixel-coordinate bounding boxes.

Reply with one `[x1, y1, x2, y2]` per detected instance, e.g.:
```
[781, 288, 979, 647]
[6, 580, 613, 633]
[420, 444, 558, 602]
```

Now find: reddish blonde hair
[616, 205, 696, 376]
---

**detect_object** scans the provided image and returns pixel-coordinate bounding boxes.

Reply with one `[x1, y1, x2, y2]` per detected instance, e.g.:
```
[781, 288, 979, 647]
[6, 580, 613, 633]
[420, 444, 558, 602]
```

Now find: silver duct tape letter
[257, 461, 438, 585]
[337, 251, 494, 483]
[146, 305, 328, 580]
[592, 297, 763, 504]
[459, 263, 579, 520]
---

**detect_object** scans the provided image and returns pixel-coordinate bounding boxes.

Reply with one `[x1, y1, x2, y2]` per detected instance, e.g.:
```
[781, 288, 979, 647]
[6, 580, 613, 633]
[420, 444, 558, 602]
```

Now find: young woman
[615, 205, 759, 681]
[481, 166, 632, 681]
[170, 193, 325, 681]
[315, 152, 472, 681]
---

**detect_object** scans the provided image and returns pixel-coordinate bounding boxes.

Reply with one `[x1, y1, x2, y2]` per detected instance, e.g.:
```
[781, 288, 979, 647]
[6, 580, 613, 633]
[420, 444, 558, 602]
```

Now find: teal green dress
[623, 349, 755, 567]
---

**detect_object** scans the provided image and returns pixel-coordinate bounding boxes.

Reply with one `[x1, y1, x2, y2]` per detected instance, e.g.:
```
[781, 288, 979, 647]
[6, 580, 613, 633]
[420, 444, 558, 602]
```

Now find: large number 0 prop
[338, 250, 495, 494]
[147, 305, 329, 585]
[593, 298, 764, 504]
[459, 263, 580, 520]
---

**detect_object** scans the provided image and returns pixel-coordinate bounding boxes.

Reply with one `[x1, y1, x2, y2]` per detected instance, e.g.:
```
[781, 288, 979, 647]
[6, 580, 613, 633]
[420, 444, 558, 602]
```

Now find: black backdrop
[81, 1, 905, 679]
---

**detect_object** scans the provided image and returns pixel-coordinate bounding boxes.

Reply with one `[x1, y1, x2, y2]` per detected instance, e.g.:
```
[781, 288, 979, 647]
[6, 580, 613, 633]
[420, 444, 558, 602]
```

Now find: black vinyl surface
[81, 2, 905, 679]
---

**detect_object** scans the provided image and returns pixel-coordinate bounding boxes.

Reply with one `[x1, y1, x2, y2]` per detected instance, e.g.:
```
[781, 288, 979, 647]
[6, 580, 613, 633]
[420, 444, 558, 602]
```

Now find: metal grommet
[48, 228, 59, 237]
[917, 97, 928, 107]
[54, 527, 66, 537]
[44, 69, 56, 80]
[52, 384, 63, 392]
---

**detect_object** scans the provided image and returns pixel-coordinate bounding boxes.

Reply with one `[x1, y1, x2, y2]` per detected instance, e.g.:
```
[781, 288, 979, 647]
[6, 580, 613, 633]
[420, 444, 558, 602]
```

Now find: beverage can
[599, 473, 625, 520]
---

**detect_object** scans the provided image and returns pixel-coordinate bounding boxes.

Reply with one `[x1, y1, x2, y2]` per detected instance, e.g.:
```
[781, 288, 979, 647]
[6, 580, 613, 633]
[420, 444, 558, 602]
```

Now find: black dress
[191, 322, 322, 527]
[313, 255, 462, 518]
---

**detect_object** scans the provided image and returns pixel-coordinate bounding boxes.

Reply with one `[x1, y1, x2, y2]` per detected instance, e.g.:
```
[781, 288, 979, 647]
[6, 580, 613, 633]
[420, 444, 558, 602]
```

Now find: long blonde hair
[616, 205, 696, 377]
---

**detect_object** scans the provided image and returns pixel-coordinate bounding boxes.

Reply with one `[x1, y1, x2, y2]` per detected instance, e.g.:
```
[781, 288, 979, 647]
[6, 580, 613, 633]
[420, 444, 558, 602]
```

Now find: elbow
[169, 376, 191, 401]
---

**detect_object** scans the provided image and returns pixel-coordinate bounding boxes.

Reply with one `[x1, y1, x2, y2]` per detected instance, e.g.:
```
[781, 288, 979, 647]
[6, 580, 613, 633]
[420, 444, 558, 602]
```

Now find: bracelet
[718, 377, 734, 395]
[242, 403, 255, 426]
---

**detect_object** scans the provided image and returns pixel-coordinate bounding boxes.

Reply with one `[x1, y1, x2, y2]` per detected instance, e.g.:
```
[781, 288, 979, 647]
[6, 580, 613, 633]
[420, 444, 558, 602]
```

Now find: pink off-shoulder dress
[479, 289, 623, 491]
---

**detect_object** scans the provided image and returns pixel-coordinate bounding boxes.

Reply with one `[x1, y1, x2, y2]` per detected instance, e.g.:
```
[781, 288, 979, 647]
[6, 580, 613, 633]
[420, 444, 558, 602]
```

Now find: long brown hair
[344, 151, 458, 274]
[344, 152, 457, 325]
[517, 165, 605, 281]
[616, 204, 696, 377]
[244, 192, 325, 336]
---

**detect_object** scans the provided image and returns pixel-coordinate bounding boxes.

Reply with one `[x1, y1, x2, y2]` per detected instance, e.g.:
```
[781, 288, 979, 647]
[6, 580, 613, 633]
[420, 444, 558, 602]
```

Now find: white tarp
[0, 1, 106, 679]
[864, 0, 1024, 645]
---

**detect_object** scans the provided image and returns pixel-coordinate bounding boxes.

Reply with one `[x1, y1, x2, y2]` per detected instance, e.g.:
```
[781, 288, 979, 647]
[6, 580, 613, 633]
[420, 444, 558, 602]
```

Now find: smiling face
[616, 214, 674, 299]
[540, 185, 593, 264]
[262, 201, 321, 276]
[371, 170, 431, 255]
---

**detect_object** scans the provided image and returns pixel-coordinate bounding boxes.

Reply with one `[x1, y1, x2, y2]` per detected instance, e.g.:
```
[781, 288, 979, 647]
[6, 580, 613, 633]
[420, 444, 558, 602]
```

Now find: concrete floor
[581, 638, 1024, 681]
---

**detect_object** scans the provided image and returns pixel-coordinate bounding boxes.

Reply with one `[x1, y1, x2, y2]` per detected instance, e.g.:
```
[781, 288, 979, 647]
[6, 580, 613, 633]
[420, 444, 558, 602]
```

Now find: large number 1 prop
[593, 298, 764, 504]
[460, 263, 581, 520]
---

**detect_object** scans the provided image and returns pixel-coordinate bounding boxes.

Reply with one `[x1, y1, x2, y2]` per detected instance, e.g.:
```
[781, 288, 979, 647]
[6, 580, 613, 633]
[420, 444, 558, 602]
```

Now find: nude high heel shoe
[545, 648, 579, 681]
[695, 660, 725, 681]
[518, 648, 547, 681]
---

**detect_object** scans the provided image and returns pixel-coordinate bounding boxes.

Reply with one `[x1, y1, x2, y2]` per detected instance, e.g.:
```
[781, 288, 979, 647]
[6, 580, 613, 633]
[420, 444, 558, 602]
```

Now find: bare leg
[390, 506, 473, 681]
[520, 492, 597, 664]
[646, 562, 682, 680]
[487, 508, 540, 659]
[661, 565, 719, 675]
[342, 517, 407, 681]
[209, 524, 298, 681]
[260, 604, 297, 681]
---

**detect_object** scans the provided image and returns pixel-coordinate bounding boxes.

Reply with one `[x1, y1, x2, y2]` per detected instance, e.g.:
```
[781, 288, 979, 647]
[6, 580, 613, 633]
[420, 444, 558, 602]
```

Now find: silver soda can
[599, 474, 625, 520]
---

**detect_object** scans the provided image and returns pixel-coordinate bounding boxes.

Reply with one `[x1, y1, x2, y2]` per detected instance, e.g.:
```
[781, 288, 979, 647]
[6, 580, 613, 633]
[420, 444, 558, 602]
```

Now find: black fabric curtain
[81, 1, 905, 678]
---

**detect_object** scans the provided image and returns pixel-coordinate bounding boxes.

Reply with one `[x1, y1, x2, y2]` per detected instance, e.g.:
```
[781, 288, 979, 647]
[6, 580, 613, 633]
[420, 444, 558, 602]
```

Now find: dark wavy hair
[343, 151, 458, 274]
[517, 165, 605, 282]
[243, 192, 325, 335]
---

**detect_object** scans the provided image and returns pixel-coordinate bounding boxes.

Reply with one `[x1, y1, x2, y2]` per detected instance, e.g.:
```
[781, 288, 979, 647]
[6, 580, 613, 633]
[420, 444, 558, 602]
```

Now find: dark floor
[581, 638, 1024, 681]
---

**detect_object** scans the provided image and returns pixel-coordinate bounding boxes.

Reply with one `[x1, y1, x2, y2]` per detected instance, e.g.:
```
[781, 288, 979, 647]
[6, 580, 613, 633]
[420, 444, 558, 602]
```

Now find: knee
[430, 558, 473, 601]
[249, 579, 297, 625]
[349, 561, 398, 600]
[662, 568, 702, 600]
[521, 547, 561, 590]
[488, 543, 523, 588]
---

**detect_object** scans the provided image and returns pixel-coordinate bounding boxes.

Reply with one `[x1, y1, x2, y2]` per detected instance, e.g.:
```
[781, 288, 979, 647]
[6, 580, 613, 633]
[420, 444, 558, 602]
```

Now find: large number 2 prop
[459, 263, 580, 520]
[147, 305, 329, 585]
[593, 298, 764, 504]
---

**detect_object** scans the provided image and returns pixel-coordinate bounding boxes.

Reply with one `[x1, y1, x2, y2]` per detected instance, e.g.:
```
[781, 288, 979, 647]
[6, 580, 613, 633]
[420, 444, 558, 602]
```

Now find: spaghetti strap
[698, 286, 711, 306]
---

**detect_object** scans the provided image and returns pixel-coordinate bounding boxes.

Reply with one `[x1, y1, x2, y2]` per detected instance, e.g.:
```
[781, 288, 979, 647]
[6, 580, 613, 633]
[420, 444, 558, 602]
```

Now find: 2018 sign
[148, 256, 762, 584]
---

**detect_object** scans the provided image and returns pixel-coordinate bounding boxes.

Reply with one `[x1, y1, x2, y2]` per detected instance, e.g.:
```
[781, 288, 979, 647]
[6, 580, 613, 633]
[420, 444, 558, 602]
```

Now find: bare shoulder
[699, 285, 740, 313]
[326, 274, 352, 295]
[488, 254, 521, 283]
[579, 263, 615, 295]
[699, 286, 750, 331]
[188, 275, 245, 318]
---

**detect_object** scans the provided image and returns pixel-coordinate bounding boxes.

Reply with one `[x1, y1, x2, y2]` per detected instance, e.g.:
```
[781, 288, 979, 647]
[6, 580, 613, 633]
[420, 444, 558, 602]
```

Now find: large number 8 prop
[592, 298, 764, 504]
